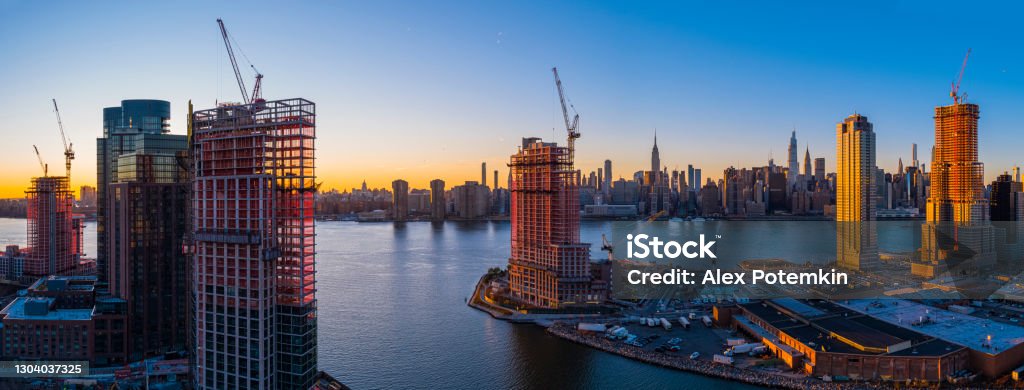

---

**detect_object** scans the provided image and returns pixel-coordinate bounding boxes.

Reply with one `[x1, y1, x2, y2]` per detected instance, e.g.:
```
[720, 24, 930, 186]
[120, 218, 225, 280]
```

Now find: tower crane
[552, 67, 580, 162]
[601, 234, 614, 261]
[217, 18, 263, 105]
[951, 48, 972, 105]
[33, 145, 47, 177]
[52, 99, 73, 180]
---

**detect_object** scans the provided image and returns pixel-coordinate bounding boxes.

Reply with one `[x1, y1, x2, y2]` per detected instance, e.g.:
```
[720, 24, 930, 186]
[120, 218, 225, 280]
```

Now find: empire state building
[651, 130, 661, 182]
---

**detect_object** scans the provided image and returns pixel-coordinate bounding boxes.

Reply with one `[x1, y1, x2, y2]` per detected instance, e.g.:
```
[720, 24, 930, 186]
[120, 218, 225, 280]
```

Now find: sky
[0, 1, 1021, 198]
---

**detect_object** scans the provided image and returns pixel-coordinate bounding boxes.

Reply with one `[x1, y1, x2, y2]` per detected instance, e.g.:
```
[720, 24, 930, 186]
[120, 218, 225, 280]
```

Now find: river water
[0, 218, 924, 389]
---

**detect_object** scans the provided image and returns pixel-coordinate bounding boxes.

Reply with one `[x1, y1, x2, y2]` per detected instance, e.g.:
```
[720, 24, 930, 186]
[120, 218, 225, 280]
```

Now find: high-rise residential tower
[25, 176, 76, 277]
[192, 99, 318, 389]
[106, 126, 189, 361]
[603, 159, 612, 198]
[430, 179, 446, 221]
[96, 100, 173, 286]
[687, 165, 695, 191]
[836, 114, 878, 270]
[912, 143, 919, 169]
[392, 179, 409, 222]
[916, 101, 996, 277]
[508, 137, 601, 308]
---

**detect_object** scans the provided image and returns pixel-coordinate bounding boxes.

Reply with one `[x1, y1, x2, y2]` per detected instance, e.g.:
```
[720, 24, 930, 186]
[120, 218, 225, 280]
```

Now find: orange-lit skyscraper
[192, 98, 318, 389]
[507, 137, 602, 308]
[835, 114, 878, 271]
[926, 103, 986, 222]
[915, 102, 996, 277]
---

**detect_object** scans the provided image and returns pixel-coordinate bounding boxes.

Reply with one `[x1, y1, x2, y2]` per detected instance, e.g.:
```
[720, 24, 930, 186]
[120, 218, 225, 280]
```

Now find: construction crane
[600, 234, 614, 261]
[950, 48, 972, 105]
[52, 99, 73, 180]
[33, 145, 47, 176]
[217, 18, 263, 105]
[552, 67, 580, 162]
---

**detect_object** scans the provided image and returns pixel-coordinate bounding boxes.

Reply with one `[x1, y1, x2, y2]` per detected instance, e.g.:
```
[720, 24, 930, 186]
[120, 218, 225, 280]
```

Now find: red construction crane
[217, 18, 263, 105]
[552, 67, 580, 160]
[52, 99, 73, 180]
[951, 48, 972, 104]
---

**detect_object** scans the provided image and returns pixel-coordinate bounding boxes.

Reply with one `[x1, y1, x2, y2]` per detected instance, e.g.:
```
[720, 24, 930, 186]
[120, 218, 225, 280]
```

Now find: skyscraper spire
[651, 129, 661, 181]
[803, 145, 812, 177]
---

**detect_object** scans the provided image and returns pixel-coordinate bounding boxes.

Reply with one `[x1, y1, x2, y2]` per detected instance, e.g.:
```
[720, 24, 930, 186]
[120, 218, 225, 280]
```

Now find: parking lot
[607, 315, 745, 363]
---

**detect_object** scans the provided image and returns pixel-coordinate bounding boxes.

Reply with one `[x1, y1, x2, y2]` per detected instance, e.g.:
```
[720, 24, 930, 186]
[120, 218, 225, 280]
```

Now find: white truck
[701, 315, 713, 327]
[660, 318, 672, 330]
[729, 342, 764, 355]
[713, 354, 734, 365]
[678, 317, 690, 329]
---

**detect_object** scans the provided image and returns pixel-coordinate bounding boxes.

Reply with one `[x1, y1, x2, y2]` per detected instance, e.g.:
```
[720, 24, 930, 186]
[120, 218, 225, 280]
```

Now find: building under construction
[916, 102, 997, 277]
[507, 137, 604, 308]
[25, 176, 77, 277]
[192, 98, 318, 390]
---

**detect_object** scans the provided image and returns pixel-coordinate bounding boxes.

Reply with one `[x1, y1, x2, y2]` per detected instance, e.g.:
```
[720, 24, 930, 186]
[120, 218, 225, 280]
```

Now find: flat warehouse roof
[772, 298, 827, 318]
[813, 316, 906, 350]
[838, 299, 1024, 355]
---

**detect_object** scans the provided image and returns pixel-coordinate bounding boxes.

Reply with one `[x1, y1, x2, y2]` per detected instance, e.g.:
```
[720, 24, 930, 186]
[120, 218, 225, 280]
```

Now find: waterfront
[0, 218, 925, 389]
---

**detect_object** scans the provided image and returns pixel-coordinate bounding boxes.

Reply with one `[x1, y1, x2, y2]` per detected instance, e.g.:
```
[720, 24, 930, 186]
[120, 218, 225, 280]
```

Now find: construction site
[189, 18, 319, 390]
[916, 50, 998, 278]
[505, 68, 608, 309]
[20, 99, 82, 279]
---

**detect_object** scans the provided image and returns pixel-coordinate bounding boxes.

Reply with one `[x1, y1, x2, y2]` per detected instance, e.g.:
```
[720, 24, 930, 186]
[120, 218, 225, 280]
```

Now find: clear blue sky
[0, 0, 1021, 195]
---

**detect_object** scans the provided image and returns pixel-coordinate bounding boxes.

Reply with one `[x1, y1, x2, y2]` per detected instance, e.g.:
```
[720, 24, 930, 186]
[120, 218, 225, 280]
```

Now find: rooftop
[838, 299, 1024, 355]
[0, 297, 92, 321]
[772, 298, 827, 319]
[785, 324, 868, 355]
[740, 301, 804, 329]
[28, 275, 98, 293]
[812, 316, 907, 352]
[885, 338, 963, 357]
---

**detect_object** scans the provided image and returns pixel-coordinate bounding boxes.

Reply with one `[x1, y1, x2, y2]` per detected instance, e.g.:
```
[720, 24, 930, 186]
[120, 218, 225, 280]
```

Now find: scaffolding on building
[507, 139, 595, 308]
[191, 97, 317, 389]
[918, 103, 996, 277]
[25, 176, 75, 276]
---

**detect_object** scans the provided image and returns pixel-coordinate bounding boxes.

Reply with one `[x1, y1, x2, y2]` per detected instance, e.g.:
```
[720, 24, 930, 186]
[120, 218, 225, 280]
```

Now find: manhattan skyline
[1, 1, 1023, 198]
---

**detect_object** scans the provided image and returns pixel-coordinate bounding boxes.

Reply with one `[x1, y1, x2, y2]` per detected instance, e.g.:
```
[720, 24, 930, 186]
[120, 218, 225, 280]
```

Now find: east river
[0, 218, 924, 389]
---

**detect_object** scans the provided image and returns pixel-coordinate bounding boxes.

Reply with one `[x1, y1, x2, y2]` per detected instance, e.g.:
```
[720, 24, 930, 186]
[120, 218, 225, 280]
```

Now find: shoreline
[467, 277, 862, 389]
[544, 322, 879, 390]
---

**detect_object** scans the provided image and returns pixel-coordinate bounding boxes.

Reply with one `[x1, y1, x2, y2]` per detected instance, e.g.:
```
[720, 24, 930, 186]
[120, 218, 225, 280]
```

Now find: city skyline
[2, 1, 1023, 198]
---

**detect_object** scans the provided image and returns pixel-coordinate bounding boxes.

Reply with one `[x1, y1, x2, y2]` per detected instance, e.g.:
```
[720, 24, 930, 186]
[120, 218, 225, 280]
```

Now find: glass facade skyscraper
[96, 100, 173, 287]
